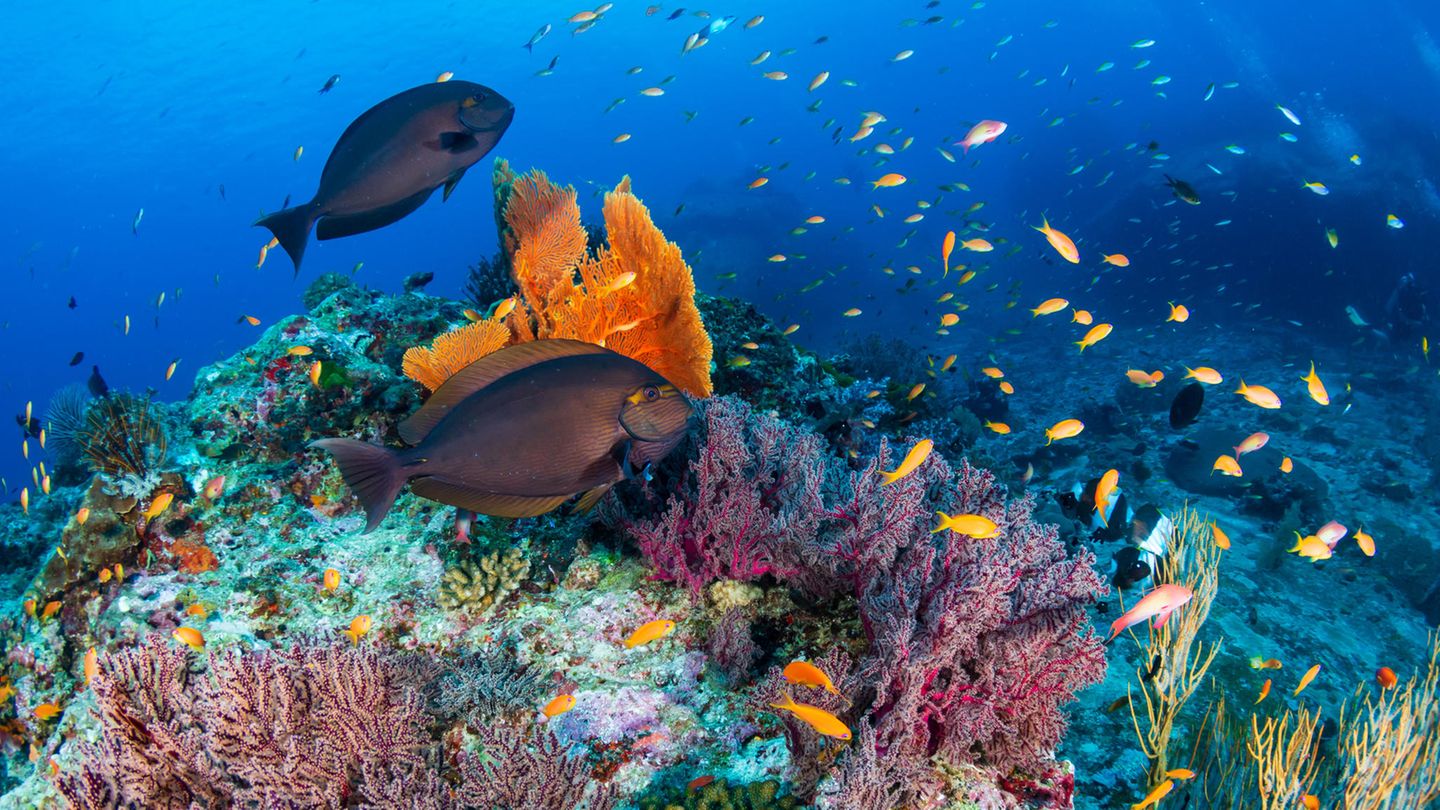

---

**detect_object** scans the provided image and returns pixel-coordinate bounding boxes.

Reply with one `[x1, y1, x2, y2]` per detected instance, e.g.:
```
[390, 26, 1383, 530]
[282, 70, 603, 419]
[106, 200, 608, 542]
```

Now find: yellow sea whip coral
[402, 161, 713, 398]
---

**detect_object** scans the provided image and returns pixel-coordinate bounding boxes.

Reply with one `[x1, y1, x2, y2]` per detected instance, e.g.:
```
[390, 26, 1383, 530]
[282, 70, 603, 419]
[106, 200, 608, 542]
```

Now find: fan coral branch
[77, 394, 167, 484]
[401, 319, 512, 393]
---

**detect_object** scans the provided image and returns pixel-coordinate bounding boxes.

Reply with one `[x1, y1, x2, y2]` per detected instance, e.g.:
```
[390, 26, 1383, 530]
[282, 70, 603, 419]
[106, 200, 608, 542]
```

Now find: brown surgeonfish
[311, 339, 691, 532]
[256, 80, 514, 271]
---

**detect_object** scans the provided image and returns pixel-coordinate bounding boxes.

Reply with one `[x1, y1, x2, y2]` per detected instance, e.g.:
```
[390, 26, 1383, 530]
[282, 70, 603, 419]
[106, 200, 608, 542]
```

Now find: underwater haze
[2, 0, 1440, 808]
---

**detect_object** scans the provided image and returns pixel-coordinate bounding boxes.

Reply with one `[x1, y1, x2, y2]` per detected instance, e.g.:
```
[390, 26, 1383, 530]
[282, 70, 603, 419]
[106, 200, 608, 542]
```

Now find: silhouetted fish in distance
[1169, 382, 1204, 429]
[88, 365, 109, 398]
[68, 351, 84, 366]
[311, 340, 693, 532]
[318, 74, 340, 94]
[255, 81, 514, 271]
[1164, 174, 1201, 205]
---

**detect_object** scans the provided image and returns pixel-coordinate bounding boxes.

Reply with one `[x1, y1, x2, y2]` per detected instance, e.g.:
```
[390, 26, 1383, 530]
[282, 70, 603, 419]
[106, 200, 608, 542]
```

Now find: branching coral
[52, 637, 615, 810]
[437, 547, 530, 613]
[1336, 631, 1440, 809]
[457, 726, 619, 810]
[1127, 506, 1223, 791]
[619, 396, 1108, 796]
[55, 637, 434, 809]
[429, 640, 551, 729]
[638, 778, 798, 810]
[1247, 705, 1324, 810]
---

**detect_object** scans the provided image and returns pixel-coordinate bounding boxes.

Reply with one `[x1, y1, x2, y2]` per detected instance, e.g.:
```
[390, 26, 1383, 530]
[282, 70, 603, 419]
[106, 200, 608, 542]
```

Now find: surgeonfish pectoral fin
[573, 484, 612, 514]
[442, 168, 469, 202]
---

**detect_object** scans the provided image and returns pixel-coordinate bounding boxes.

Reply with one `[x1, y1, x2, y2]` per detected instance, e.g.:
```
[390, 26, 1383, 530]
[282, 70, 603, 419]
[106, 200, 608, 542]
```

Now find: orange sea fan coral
[501, 173, 714, 398]
[402, 163, 712, 398]
[401, 319, 511, 393]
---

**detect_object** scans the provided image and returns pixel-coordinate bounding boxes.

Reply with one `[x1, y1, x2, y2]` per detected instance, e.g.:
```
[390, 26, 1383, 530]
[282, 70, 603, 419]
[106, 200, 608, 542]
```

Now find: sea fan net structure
[401, 160, 713, 398]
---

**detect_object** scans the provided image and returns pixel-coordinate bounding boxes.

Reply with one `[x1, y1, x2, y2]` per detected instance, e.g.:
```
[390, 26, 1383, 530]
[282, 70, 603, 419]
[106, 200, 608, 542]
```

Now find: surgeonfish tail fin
[309, 439, 407, 533]
[255, 203, 316, 271]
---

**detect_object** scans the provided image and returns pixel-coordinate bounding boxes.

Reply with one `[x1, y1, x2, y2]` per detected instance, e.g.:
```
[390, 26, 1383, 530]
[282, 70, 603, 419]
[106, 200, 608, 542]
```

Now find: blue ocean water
[4, 1, 1438, 500]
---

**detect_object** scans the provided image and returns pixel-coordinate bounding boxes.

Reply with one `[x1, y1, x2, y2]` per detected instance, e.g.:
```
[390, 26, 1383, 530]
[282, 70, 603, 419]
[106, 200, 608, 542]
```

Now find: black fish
[668, 8, 686, 20]
[319, 74, 341, 94]
[311, 340, 692, 532]
[68, 351, 84, 366]
[16, 414, 41, 440]
[1111, 546, 1151, 589]
[68, 296, 77, 309]
[219, 184, 226, 201]
[1142, 654, 1162, 681]
[814, 35, 829, 44]
[255, 81, 514, 271]
[1164, 174, 1201, 205]
[1169, 382, 1203, 429]
[88, 365, 109, 398]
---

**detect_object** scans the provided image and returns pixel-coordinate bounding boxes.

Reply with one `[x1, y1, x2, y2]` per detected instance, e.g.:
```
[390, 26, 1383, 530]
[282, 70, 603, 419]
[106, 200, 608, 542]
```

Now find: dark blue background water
[3, 0, 1438, 499]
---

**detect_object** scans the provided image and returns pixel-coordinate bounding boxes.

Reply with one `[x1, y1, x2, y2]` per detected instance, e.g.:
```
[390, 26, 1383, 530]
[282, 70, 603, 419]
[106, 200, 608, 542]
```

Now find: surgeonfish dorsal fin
[399, 338, 612, 445]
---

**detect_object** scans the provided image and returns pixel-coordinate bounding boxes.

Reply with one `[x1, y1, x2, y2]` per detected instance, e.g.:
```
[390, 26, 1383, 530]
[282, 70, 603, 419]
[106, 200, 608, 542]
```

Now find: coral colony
[3, 161, 1438, 810]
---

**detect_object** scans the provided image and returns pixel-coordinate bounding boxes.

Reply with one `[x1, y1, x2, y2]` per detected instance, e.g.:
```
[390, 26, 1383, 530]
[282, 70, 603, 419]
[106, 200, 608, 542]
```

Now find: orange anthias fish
[1301, 361, 1330, 405]
[1166, 302, 1190, 323]
[1279, 457, 1294, 474]
[1234, 432, 1269, 456]
[142, 492, 174, 520]
[1376, 666, 1398, 689]
[1107, 583, 1193, 641]
[984, 420, 1011, 435]
[955, 119, 1007, 154]
[1211, 454, 1243, 477]
[1071, 309, 1094, 325]
[871, 173, 907, 189]
[1355, 528, 1376, 557]
[84, 647, 98, 686]
[961, 238, 994, 252]
[1076, 323, 1113, 352]
[942, 231, 956, 277]
[1184, 366, 1223, 385]
[624, 619, 675, 649]
[1317, 521, 1348, 547]
[1132, 778, 1173, 810]
[542, 694, 576, 718]
[1289, 533, 1332, 562]
[345, 615, 373, 645]
[1235, 380, 1282, 409]
[932, 512, 1000, 538]
[1034, 216, 1080, 263]
[1102, 253, 1130, 267]
[1255, 678, 1272, 704]
[1212, 523, 1231, 550]
[769, 693, 852, 739]
[1094, 469, 1119, 526]
[783, 660, 840, 694]
[1032, 298, 1070, 317]
[323, 568, 342, 592]
[172, 626, 205, 652]
[33, 703, 62, 721]
[202, 475, 226, 500]
[1294, 663, 1321, 696]
[880, 439, 933, 485]
[1045, 419, 1085, 445]
[1126, 369, 1163, 388]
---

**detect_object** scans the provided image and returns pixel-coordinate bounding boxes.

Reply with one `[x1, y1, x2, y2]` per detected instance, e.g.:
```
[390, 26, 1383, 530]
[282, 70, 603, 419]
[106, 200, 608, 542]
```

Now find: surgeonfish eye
[643, 385, 660, 402]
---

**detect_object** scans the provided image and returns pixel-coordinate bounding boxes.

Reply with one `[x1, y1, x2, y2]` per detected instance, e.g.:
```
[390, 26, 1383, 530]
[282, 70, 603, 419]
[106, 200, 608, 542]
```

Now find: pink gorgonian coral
[619, 396, 1107, 796]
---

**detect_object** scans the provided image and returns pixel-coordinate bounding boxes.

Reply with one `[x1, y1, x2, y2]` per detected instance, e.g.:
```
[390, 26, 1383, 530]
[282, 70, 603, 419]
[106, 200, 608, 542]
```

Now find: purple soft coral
[621, 397, 1107, 800]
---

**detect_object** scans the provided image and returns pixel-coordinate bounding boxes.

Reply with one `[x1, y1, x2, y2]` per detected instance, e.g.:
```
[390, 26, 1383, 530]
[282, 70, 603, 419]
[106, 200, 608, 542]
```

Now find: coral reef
[618, 396, 1108, 801]
[437, 547, 530, 613]
[76, 394, 168, 499]
[637, 778, 798, 810]
[428, 639, 552, 728]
